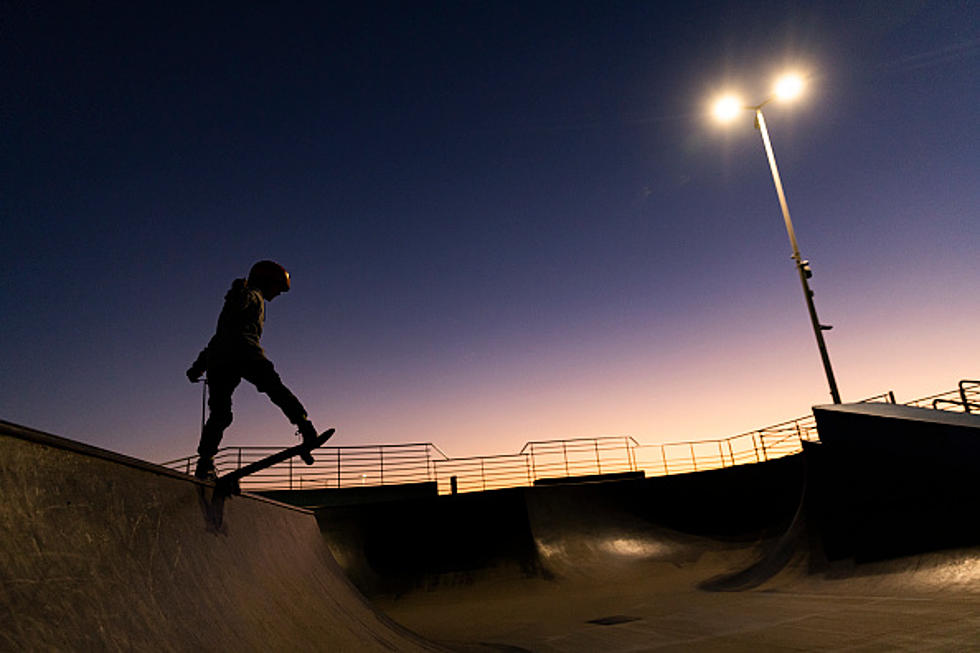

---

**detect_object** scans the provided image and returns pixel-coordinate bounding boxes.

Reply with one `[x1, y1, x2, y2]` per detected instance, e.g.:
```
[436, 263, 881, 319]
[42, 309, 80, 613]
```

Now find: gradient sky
[2, 1, 978, 463]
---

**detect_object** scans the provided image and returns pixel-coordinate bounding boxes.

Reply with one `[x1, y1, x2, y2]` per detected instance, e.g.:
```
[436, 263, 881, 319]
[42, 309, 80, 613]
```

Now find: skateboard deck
[215, 428, 335, 496]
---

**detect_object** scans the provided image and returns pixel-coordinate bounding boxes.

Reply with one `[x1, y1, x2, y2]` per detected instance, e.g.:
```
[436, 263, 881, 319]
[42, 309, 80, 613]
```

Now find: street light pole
[754, 107, 841, 404]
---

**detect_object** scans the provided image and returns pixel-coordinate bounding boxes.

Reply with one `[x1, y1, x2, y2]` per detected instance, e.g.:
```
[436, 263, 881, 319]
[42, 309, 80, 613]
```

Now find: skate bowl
[311, 402, 980, 650]
[0, 420, 440, 651]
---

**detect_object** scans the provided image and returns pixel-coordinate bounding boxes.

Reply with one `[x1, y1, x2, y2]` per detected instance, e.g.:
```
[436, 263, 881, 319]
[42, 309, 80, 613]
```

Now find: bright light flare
[712, 95, 743, 123]
[773, 74, 804, 101]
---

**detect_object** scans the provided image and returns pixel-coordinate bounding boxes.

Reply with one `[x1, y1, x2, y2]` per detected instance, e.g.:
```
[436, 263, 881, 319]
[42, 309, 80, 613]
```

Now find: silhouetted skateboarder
[186, 260, 325, 480]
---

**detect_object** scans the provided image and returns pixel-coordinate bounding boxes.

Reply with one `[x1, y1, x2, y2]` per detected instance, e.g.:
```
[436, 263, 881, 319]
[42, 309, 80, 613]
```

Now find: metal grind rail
[162, 380, 975, 494]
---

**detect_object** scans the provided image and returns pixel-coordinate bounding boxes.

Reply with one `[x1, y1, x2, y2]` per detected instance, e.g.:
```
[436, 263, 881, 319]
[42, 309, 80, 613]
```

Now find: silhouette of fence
[162, 380, 977, 494]
[904, 379, 979, 413]
[166, 443, 447, 492]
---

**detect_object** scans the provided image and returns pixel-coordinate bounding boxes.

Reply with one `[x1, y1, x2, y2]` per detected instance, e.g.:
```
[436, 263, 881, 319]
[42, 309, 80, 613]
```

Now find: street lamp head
[773, 74, 804, 102]
[712, 95, 743, 123]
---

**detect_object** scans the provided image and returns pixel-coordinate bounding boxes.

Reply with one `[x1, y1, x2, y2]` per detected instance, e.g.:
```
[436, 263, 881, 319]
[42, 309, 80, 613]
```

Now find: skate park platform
[3, 399, 980, 651]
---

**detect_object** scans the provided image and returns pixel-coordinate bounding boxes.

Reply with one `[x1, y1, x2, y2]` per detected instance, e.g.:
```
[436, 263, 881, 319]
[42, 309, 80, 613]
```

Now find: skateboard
[215, 428, 335, 496]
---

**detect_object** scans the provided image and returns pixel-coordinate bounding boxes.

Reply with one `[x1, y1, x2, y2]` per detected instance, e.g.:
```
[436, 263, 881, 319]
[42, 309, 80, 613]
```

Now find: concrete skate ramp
[0, 420, 439, 651]
[314, 455, 806, 598]
[313, 405, 980, 650]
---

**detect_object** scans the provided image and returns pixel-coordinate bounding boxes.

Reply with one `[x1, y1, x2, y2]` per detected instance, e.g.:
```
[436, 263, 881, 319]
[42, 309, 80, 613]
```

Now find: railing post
[525, 455, 532, 486]
[481, 458, 486, 492]
[718, 441, 725, 468]
[662, 445, 669, 476]
[751, 433, 761, 463]
[594, 440, 602, 475]
[960, 381, 972, 414]
[289, 455, 293, 490]
[728, 440, 735, 466]
[379, 446, 384, 486]
[237, 448, 242, 470]
[530, 444, 537, 481]
[690, 443, 697, 472]
[562, 441, 569, 476]
[336, 448, 341, 488]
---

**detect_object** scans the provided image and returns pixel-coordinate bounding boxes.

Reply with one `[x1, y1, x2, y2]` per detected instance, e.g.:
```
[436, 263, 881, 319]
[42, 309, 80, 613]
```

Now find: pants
[197, 355, 308, 459]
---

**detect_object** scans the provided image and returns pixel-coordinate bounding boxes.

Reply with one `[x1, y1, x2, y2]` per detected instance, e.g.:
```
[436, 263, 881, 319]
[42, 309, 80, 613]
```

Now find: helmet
[248, 260, 290, 294]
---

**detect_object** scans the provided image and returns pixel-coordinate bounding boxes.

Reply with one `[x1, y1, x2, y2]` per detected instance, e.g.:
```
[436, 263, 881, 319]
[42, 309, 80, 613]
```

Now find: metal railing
[162, 379, 975, 495]
[632, 413, 820, 477]
[433, 453, 534, 495]
[164, 442, 448, 493]
[521, 436, 639, 480]
[904, 379, 979, 414]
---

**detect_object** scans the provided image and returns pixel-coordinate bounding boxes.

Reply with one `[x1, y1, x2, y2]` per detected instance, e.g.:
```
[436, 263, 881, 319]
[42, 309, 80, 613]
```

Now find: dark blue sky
[2, 1, 977, 461]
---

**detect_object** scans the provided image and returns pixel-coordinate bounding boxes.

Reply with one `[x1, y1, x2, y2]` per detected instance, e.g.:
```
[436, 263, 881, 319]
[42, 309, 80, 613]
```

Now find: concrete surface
[0, 420, 440, 651]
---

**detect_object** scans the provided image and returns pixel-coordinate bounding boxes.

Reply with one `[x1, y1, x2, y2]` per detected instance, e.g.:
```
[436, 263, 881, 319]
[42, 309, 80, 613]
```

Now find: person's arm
[186, 348, 208, 382]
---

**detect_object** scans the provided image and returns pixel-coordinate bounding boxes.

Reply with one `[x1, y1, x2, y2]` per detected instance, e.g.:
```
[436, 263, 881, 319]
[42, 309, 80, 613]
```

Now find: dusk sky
[2, 2, 977, 463]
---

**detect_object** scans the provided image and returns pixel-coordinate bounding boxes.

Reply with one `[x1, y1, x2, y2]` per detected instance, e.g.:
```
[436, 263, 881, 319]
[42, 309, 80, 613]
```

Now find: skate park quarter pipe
[0, 420, 440, 651]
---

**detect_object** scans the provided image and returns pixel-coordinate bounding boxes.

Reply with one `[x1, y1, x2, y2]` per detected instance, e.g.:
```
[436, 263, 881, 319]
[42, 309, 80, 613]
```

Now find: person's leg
[196, 369, 241, 478]
[243, 357, 310, 428]
[243, 357, 318, 463]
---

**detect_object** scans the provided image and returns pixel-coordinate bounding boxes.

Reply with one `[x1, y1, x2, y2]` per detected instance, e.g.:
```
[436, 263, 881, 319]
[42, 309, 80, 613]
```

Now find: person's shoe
[195, 456, 217, 481]
[297, 419, 317, 465]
